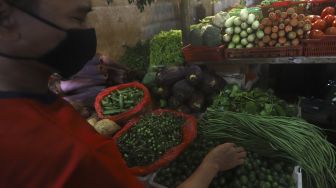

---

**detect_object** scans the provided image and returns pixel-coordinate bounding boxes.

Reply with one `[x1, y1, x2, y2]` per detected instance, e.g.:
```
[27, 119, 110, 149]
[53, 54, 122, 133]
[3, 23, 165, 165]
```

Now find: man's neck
[0, 57, 54, 94]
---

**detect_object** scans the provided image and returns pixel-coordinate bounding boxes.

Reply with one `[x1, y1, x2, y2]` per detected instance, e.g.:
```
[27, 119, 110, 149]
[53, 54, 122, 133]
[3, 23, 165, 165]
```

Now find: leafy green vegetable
[149, 30, 184, 71]
[212, 85, 297, 116]
[119, 40, 149, 74]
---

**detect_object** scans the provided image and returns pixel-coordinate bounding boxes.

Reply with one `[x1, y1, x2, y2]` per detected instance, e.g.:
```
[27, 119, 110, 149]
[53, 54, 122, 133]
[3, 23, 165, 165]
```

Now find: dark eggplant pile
[142, 65, 227, 114]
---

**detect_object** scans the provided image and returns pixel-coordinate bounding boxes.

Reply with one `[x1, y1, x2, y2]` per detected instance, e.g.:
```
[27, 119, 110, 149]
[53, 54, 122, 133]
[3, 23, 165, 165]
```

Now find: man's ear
[0, 0, 20, 41]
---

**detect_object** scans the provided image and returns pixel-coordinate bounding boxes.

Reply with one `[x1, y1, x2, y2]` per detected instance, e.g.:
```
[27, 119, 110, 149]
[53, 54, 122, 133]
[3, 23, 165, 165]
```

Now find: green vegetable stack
[211, 84, 297, 116]
[100, 87, 144, 116]
[118, 112, 184, 167]
[224, 8, 264, 48]
[119, 40, 150, 75]
[149, 30, 184, 71]
[153, 135, 297, 188]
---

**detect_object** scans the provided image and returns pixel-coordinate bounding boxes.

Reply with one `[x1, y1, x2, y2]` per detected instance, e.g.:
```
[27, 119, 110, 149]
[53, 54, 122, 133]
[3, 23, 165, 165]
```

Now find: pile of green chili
[101, 87, 144, 116]
[118, 112, 185, 167]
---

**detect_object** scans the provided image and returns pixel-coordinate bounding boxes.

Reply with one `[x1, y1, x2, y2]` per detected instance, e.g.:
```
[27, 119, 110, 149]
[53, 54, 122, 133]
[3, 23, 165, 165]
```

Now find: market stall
[55, 0, 336, 187]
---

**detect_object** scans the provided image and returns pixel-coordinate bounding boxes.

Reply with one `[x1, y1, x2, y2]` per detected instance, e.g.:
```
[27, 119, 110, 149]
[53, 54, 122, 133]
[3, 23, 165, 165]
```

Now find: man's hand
[203, 143, 247, 172]
[177, 143, 246, 188]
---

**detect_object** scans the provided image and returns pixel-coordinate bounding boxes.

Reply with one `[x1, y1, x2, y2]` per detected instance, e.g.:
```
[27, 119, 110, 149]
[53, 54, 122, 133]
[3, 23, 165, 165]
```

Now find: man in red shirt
[0, 0, 246, 187]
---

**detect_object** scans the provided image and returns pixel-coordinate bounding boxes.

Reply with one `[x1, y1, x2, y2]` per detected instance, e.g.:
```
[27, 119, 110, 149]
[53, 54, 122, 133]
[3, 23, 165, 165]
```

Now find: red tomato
[323, 14, 335, 27]
[312, 19, 327, 31]
[309, 29, 325, 39]
[321, 7, 335, 18]
[332, 20, 336, 27]
[313, 15, 321, 23]
[325, 27, 336, 35]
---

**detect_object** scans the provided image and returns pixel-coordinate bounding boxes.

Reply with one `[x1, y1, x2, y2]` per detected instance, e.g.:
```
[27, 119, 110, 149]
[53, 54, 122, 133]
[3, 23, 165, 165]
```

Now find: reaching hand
[203, 143, 247, 172]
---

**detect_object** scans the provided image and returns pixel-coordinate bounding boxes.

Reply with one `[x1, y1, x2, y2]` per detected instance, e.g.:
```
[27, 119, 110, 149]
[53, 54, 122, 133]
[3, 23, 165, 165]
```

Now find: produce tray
[182, 44, 226, 63]
[149, 166, 303, 188]
[302, 36, 336, 56]
[260, 1, 307, 16]
[225, 46, 303, 59]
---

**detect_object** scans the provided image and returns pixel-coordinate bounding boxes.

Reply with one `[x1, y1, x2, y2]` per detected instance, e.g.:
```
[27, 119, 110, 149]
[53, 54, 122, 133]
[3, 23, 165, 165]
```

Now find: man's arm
[177, 143, 246, 188]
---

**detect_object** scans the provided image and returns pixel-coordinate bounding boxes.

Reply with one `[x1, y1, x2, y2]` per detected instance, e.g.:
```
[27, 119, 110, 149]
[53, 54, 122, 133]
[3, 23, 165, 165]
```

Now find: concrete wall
[87, 0, 181, 60]
[87, 0, 218, 60]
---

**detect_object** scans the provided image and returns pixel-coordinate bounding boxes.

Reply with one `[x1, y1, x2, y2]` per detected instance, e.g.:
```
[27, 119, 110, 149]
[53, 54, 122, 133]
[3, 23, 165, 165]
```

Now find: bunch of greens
[154, 135, 297, 188]
[149, 30, 184, 71]
[211, 85, 298, 116]
[119, 40, 150, 74]
[118, 112, 184, 167]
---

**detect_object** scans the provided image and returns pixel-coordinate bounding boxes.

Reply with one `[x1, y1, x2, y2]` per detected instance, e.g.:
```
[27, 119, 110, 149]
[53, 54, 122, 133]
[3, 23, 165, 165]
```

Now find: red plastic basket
[182, 44, 225, 63]
[225, 46, 303, 59]
[113, 109, 198, 176]
[302, 35, 336, 56]
[95, 82, 152, 123]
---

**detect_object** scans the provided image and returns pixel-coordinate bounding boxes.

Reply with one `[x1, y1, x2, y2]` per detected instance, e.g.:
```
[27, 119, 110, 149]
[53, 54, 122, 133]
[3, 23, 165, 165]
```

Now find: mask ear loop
[5, 0, 66, 31]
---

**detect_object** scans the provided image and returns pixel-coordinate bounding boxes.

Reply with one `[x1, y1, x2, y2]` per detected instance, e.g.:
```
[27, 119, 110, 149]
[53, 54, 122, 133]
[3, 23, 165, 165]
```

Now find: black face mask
[0, 2, 97, 78]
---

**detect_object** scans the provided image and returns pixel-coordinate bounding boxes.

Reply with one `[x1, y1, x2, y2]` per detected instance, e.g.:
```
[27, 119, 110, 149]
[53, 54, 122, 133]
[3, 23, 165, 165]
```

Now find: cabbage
[232, 34, 240, 44]
[241, 22, 248, 30]
[240, 30, 248, 38]
[212, 11, 229, 28]
[225, 16, 236, 28]
[235, 44, 243, 48]
[240, 9, 249, 22]
[252, 20, 260, 30]
[247, 14, 256, 25]
[247, 34, 256, 42]
[234, 27, 241, 34]
[247, 27, 253, 34]
[256, 30, 264, 39]
[225, 27, 234, 35]
[228, 43, 235, 49]
[234, 17, 242, 26]
[246, 43, 254, 48]
[223, 34, 231, 43]
[241, 38, 248, 46]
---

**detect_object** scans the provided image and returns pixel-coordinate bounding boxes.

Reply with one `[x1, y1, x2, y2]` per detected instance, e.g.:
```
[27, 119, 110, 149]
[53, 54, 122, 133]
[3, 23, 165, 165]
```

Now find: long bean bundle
[200, 109, 336, 188]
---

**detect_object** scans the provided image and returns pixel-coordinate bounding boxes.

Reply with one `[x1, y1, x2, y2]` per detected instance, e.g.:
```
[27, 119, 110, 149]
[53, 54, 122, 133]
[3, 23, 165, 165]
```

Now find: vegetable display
[152, 135, 298, 188]
[211, 85, 298, 116]
[149, 30, 184, 71]
[100, 87, 144, 116]
[201, 110, 336, 188]
[119, 40, 150, 75]
[307, 7, 336, 39]
[259, 8, 311, 47]
[224, 9, 264, 48]
[118, 112, 185, 167]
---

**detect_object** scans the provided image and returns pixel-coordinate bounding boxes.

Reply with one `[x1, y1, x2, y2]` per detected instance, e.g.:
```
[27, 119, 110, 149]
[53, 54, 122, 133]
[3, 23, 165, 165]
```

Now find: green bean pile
[101, 87, 144, 116]
[200, 109, 336, 188]
[118, 112, 184, 167]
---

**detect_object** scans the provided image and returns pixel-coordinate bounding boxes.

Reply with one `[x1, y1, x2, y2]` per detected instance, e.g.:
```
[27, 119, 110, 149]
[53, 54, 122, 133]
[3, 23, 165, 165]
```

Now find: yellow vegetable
[93, 119, 121, 136]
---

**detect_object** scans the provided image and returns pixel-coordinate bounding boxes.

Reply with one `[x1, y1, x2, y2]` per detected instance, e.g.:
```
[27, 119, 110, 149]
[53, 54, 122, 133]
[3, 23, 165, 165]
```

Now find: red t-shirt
[0, 92, 145, 188]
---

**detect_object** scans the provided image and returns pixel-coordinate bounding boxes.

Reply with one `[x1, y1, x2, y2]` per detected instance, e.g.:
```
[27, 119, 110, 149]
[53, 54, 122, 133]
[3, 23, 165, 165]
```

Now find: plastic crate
[225, 46, 303, 59]
[260, 1, 308, 16]
[302, 36, 336, 56]
[149, 166, 303, 188]
[307, 0, 336, 15]
[182, 44, 225, 63]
